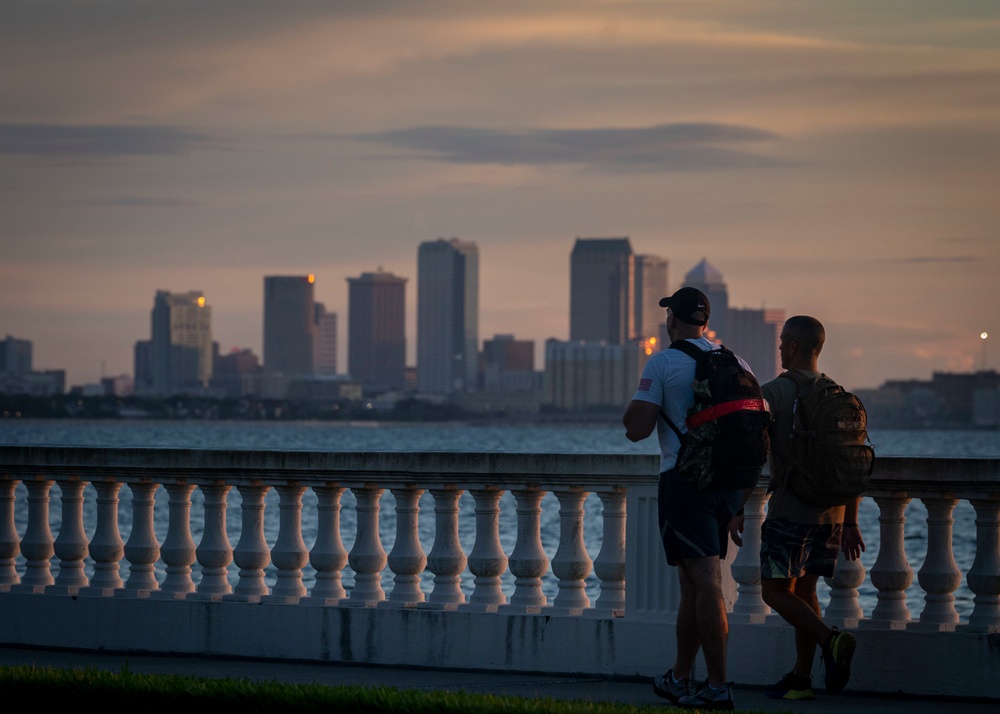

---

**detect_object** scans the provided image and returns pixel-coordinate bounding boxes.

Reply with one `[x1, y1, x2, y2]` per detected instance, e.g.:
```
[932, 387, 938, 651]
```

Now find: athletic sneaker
[823, 627, 856, 694]
[763, 671, 814, 700]
[678, 681, 735, 710]
[652, 668, 692, 703]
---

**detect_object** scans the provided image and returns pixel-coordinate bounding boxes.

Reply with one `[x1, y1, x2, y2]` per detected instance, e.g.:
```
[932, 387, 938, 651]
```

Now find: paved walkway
[0, 646, 994, 713]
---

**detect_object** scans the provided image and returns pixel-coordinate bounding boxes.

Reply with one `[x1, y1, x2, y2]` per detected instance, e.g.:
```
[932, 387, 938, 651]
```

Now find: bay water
[3, 419, 998, 619]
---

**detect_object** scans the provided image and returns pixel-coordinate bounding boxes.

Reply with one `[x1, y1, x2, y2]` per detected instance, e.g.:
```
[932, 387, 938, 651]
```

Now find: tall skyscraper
[684, 258, 729, 341]
[313, 303, 338, 376]
[634, 254, 669, 340]
[263, 275, 316, 376]
[347, 269, 407, 391]
[135, 290, 212, 395]
[569, 237, 634, 344]
[417, 238, 479, 394]
[726, 307, 786, 382]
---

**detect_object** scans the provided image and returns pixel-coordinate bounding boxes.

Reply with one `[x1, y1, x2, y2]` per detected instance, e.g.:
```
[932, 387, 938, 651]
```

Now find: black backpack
[662, 340, 770, 490]
[778, 371, 875, 507]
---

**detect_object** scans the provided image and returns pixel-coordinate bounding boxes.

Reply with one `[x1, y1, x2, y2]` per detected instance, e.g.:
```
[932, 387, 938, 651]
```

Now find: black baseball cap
[659, 287, 711, 326]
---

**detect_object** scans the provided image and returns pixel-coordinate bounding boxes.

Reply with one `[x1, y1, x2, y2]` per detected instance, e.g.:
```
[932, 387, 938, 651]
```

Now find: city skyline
[2, 3, 998, 392]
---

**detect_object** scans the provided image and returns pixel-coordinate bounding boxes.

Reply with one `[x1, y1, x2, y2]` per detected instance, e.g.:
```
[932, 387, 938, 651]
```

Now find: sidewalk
[0, 646, 994, 713]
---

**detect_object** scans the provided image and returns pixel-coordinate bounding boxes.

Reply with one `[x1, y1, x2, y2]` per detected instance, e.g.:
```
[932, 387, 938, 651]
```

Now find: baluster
[910, 497, 961, 631]
[266, 483, 309, 603]
[862, 494, 912, 629]
[13, 478, 55, 592]
[304, 484, 348, 605]
[421, 486, 466, 610]
[549, 487, 593, 615]
[229, 483, 270, 601]
[588, 488, 626, 618]
[462, 487, 507, 612]
[193, 482, 233, 599]
[824, 545, 867, 627]
[81, 480, 124, 596]
[48, 477, 90, 595]
[119, 482, 161, 597]
[153, 482, 197, 599]
[381, 485, 427, 608]
[959, 497, 1000, 633]
[729, 487, 770, 623]
[499, 487, 549, 614]
[345, 485, 387, 606]
[0, 478, 20, 590]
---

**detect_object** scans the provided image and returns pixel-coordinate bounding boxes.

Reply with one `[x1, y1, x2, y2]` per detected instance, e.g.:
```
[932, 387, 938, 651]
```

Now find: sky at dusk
[2, 1, 999, 392]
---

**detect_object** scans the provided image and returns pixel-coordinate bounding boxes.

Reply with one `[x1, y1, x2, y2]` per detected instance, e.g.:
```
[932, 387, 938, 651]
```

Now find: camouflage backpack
[779, 371, 875, 507]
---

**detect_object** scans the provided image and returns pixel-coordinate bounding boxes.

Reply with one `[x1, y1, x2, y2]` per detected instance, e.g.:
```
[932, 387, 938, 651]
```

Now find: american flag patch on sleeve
[637, 378, 652, 391]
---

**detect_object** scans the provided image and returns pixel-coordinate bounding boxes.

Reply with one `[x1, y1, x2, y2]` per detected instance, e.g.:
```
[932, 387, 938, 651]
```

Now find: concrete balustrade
[0, 447, 998, 700]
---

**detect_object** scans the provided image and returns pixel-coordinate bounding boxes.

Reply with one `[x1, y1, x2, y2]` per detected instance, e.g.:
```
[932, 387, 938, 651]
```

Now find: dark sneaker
[763, 671, 814, 700]
[823, 627, 856, 694]
[678, 681, 735, 710]
[652, 668, 692, 703]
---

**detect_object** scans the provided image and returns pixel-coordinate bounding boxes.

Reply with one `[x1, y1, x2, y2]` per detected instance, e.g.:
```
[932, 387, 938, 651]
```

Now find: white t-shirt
[630, 337, 754, 473]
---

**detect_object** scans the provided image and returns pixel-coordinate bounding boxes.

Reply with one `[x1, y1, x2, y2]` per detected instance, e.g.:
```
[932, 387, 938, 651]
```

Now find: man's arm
[841, 497, 866, 561]
[622, 400, 660, 442]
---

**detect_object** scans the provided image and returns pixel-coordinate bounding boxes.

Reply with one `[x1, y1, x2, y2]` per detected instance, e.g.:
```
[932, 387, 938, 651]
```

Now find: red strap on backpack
[685, 398, 768, 429]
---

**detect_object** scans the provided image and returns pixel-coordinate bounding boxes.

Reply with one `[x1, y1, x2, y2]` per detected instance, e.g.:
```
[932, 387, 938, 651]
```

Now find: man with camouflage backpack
[729, 315, 870, 701]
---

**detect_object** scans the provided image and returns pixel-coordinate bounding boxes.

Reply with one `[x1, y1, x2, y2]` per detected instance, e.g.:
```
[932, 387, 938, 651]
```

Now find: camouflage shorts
[759, 518, 843, 579]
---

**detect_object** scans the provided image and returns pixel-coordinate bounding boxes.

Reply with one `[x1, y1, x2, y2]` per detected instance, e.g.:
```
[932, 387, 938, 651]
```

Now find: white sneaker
[652, 669, 692, 704]
[678, 681, 735, 710]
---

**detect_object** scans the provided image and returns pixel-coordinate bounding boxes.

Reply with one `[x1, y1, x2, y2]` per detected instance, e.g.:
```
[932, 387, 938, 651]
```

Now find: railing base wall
[1, 593, 996, 700]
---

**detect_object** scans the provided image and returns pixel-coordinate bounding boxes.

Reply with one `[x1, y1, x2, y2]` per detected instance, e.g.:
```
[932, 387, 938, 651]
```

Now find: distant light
[307, 274, 315, 284]
[982, 332, 989, 340]
[197, 296, 206, 308]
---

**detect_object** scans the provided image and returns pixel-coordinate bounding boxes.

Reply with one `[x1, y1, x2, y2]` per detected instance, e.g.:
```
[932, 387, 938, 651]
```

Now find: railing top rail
[1, 446, 998, 493]
[0, 445, 660, 487]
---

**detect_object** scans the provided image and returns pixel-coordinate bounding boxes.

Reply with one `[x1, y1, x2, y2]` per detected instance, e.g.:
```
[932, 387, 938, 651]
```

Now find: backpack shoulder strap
[668, 339, 707, 362]
[662, 340, 707, 442]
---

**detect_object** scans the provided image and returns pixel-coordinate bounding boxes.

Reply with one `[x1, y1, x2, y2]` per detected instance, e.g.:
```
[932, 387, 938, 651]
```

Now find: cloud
[82, 197, 192, 209]
[888, 256, 977, 264]
[350, 123, 782, 172]
[0, 124, 217, 157]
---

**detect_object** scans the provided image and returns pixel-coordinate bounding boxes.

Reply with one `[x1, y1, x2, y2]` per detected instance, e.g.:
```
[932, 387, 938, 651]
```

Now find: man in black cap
[623, 286, 759, 711]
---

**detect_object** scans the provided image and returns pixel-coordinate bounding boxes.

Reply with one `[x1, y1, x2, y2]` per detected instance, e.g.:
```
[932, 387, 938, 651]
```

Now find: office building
[634, 254, 669, 340]
[481, 334, 537, 391]
[570, 237, 635, 344]
[212, 347, 262, 398]
[544, 338, 651, 411]
[347, 269, 407, 392]
[417, 238, 479, 394]
[0, 335, 32, 376]
[726, 307, 785, 382]
[135, 290, 212, 396]
[684, 258, 729, 342]
[314, 303, 338, 376]
[263, 275, 316, 377]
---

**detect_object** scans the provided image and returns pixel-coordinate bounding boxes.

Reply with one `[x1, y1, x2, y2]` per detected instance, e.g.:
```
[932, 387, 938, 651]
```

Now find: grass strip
[0, 664, 673, 714]
[1, 664, 792, 713]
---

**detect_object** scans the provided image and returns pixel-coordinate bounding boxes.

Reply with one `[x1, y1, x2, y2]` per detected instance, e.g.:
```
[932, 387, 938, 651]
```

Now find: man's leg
[791, 575, 824, 675]
[762, 576, 830, 673]
[673, 565, 702, 680]
[681, 555, 729, 687]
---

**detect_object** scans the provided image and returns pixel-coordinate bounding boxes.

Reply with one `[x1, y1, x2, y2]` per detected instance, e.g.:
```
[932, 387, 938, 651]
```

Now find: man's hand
[842, 524, 866, 561]
[728, 513, 745, 548]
